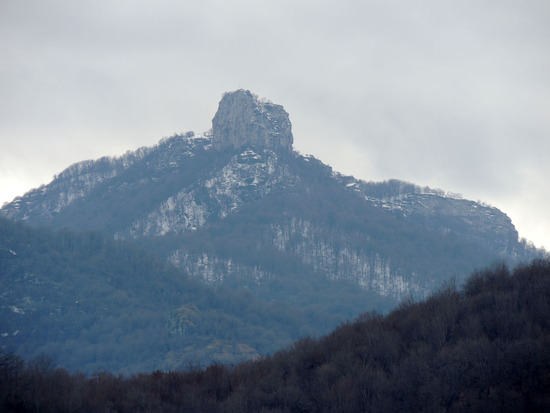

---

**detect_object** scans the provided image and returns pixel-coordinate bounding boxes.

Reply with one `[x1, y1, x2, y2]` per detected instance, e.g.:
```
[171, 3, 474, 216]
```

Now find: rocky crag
[212, 89, 293, 151]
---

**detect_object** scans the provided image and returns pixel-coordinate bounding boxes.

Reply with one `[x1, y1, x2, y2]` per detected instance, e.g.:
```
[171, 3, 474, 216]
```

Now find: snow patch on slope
[123, 149, 295, 237]
[270, 218, 427, 299]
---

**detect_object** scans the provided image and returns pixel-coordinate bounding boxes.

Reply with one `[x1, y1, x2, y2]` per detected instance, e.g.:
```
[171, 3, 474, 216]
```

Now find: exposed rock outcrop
[212, 89, 293, 152]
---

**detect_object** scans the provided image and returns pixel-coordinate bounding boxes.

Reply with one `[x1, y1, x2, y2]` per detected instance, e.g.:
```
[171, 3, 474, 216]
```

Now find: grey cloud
[0, 0, 548, 248]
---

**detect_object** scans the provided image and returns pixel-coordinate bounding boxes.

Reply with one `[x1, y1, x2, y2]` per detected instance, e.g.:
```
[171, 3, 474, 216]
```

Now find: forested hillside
[0, 217, 391, 373]
[2, 260, 549, 412]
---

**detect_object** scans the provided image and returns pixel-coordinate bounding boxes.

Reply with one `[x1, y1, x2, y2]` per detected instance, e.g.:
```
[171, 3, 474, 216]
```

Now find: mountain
[2, 260, 550, 412]
[1, 90, 543, 308]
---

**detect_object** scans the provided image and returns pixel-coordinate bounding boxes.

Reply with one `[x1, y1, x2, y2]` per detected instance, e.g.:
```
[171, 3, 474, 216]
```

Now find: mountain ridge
[1, 90, 544, 304]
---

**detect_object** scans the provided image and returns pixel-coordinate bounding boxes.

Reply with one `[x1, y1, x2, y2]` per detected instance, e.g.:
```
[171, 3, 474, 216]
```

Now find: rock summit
[212, 89, 293, 152]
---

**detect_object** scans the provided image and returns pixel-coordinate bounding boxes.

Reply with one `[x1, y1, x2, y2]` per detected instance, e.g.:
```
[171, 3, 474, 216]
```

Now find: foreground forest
[2, 259, 549, 412]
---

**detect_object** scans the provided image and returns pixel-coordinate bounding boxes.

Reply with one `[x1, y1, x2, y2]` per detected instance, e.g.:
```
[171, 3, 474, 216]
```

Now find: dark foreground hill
[2, 260, 549, 412]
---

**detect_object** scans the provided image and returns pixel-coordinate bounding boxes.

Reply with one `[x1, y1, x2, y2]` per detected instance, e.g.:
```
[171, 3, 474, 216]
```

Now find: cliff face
[1, 90, 543, 304]
[121, 148, 295, 238]
[212, 90, 293, 152]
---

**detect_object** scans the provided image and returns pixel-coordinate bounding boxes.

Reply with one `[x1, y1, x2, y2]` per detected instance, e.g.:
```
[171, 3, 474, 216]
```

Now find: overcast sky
[1, 0, 549, 249]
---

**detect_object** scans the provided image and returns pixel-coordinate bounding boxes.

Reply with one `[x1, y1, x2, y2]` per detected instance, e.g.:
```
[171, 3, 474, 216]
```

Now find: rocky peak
[212, 89, 293, 152]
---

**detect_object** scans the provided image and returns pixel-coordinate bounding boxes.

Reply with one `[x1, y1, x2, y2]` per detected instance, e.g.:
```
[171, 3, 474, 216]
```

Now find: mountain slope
[1, 90, 543, 307]
[1, 217, 372, 373]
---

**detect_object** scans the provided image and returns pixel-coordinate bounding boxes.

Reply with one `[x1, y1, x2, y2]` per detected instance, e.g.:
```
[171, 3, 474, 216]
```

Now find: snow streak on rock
[270, 218, 426, 299]
[124, 149, 294, 237]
